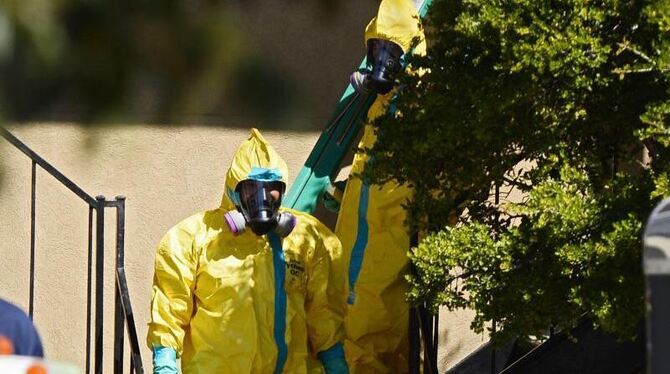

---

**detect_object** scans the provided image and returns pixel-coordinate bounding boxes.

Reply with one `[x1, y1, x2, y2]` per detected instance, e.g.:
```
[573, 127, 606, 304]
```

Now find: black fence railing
[1, 127, 144, 374]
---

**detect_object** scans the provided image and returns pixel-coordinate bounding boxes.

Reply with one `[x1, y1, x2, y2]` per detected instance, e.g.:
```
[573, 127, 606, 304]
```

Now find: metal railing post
[408, 307, 420, 374]
[29, 160, 36, 319]
[95, 195, 105, 374]
[116, 266, 144, 373]
[112, 196, 144, 374]
[491, 183, 500, 374]
[409, 231, 421, 374]
[113, 197, 125, 374]
[491, 319, 497, 374]
[433, 313, 439, 371]
[86, 206, 94, 374]
[420, 304, 437, 374]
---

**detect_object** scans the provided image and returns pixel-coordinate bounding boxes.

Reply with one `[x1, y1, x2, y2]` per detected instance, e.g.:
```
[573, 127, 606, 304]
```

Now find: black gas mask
[224, 179, 296, 237]
[350, 38, 404, 95]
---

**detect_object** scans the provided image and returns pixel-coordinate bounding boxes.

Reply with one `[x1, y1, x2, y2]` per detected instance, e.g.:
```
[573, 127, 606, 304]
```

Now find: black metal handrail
[1, 127, 144, 374]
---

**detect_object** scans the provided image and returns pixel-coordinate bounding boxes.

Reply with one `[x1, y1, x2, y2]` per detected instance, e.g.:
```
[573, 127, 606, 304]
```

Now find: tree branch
[617, 42, 653, 63]
[502, 176, 533, 190]
[614, 43, 669, 75]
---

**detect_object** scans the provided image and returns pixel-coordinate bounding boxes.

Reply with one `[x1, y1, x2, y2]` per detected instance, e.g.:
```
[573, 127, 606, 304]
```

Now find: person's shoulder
[0, 299, 43, 357]
[155, 209, 227, 255]
[283, 208, 328, 229]
[0, 299, 29, 322]
[0, 299, 36, 334]
[165, 208, 225, 234]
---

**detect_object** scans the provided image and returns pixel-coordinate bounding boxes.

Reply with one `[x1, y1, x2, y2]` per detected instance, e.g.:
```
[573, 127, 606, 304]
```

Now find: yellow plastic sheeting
[147, 129, 347, 373]
[337, 0, 426, 372]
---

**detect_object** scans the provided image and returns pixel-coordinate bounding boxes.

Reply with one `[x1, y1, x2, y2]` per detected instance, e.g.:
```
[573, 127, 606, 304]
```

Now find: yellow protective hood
[221, 128, 289, 210]
[364, 0, 424, 53]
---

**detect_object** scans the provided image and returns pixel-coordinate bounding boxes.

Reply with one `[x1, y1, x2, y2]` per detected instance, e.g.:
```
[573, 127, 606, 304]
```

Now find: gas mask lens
[235, 179, 286, 235]
[350, 38, 404, 95]
[366, 38, 404, 94]
[368, 39, 403, 94]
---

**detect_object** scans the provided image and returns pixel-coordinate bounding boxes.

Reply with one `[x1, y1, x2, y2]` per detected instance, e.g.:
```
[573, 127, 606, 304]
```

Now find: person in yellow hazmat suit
[335, 0, 427, 372]
[147, 129, 349, 374]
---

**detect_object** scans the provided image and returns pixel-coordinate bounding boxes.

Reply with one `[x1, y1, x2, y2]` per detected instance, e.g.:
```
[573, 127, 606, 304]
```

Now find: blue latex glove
[153, 346, 178, 374]
[318, 343, 349, 374]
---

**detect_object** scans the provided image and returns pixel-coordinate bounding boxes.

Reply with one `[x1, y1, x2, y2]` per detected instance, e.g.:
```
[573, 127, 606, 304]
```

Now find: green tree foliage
[366, 0, 670, 342]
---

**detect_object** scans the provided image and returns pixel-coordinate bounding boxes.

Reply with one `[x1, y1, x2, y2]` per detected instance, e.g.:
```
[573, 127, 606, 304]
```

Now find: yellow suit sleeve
[146, 221, 199, 356]
[305, 224, 347, 354]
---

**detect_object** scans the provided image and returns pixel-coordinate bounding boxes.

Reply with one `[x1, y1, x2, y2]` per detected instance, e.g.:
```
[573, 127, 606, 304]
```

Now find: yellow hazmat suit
[147, 129, 348, 373]
[337, 0, 426, 372]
